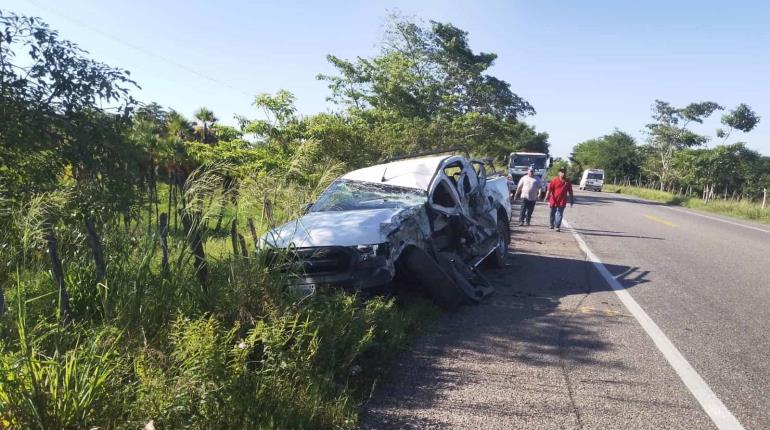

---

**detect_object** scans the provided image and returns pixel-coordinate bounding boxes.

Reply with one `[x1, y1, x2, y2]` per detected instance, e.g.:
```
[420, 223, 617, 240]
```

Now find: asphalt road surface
[359, 190, 769, 429]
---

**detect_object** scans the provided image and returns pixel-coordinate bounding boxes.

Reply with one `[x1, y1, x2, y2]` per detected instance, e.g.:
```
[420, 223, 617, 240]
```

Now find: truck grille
[270, 247, 354, 275]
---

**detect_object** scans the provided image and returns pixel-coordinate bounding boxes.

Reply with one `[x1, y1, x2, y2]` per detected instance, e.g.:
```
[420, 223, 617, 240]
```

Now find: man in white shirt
[513, 166, 541, 226]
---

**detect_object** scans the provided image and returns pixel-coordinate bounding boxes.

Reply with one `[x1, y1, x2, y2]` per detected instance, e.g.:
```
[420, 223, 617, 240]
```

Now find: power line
[26, 0, 256, 98]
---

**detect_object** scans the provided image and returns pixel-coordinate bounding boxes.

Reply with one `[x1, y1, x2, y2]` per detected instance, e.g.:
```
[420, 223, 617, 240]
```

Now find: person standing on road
[544, 167, 574, 232]
[513, 166, 541, 226]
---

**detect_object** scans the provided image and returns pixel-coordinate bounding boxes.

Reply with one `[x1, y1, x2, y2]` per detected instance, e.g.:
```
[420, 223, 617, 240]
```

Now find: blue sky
[5, 0, 770, 158]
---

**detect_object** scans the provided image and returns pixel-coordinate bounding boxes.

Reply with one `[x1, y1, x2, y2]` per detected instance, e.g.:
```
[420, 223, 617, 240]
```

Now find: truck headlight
[355, 243, 389, 261]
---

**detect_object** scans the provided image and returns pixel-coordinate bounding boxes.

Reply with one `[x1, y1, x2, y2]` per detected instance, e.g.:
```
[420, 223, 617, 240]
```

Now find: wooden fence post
[159, 213, 169, 273]
[261, 198, 274, 227]
[238, 234, 248, 257]
[230, 219, 240, 257]
[44, 222, 71, 323]
[84, 217, 107, 282]
[247, 218, 259, 251]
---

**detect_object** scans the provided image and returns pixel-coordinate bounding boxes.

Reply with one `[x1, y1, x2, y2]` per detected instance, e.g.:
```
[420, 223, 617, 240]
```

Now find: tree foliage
[316, 14, 545, 162]
[644, 100, 722, 190]
[571, 101, 765, 200]
[717, 103, 760, 142]
[571, 130, 641, 181]
[0, 10, 138, 204]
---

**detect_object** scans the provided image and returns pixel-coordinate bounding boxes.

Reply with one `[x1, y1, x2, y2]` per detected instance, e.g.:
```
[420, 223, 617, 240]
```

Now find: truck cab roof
[341, 155, 449, 191]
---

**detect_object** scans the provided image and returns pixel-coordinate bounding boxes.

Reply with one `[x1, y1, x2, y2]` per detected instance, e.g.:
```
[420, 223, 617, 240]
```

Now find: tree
[194, 107, 218, 144]
[315, 14, 544, 163]
[319, 15, 534, 121]
[242, 90, 304, 148]
[717, 103, 760, 143]
[0, 10, 138, 200]
[1, 10, 141, 318]
[644, 100, 722, 190]
[167, 110, 194, 140]
[547, 158, 579, 182]
[571, 130, 640, 181]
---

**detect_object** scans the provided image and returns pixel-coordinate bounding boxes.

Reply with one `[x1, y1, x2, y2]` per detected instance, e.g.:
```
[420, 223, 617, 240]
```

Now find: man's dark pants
[549, 206, 566, 228]
[519, 199, 536, 223]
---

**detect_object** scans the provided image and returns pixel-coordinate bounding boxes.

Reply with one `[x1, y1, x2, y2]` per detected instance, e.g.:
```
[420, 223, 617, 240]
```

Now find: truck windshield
[588, 173, 603, 180]
[311, 180, 427, 212]
[510, 155, 546, 169]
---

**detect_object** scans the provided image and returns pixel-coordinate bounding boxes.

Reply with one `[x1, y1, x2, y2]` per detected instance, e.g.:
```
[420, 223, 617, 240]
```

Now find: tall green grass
[0, 162, 439, 429]
[604, 184, 770, 225]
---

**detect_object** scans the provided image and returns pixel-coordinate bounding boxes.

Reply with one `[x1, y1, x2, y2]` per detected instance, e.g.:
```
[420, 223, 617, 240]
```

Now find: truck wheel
[490, 213, 510, 268]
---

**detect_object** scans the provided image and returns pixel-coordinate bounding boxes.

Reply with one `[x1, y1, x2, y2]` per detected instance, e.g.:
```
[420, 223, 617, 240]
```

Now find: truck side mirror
[549, 157, 554, 167]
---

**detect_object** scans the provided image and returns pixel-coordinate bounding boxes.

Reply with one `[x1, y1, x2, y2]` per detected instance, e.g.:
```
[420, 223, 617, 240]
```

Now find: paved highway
[360, 190, 769, 429]
[567, 190, 770, 429]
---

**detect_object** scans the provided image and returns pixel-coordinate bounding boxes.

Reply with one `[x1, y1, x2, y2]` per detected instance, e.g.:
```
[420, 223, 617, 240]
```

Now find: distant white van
[579, 169, 604, 191]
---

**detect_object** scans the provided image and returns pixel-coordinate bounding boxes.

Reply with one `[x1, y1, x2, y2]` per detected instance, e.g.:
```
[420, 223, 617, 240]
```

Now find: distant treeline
[557, 102, 766, 201]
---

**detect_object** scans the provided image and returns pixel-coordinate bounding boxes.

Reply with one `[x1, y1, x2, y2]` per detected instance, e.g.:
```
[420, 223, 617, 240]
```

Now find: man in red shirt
[544, 167, 574, 232]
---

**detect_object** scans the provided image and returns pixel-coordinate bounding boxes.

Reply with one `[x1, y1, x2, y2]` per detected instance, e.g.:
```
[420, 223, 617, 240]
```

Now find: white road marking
[663, 206, 770, 235]
[562, 218, 745, 430]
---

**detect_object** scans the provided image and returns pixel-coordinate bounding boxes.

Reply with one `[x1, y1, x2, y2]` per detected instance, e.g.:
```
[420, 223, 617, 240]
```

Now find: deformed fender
[378, 202, 497, 308]
[379, 204, 432, 266]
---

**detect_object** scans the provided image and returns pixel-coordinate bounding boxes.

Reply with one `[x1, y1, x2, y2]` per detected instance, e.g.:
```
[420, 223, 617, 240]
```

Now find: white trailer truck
[508, 151, 553, 196]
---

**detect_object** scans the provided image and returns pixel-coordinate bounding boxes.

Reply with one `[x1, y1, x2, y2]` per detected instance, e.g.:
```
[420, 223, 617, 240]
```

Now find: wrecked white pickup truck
[262, 151, 512, 309]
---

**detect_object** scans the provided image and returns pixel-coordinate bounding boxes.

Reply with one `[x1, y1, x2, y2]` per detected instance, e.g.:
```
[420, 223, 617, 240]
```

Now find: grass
[0, 167, 441, 429]
[604, 184, 770, 225]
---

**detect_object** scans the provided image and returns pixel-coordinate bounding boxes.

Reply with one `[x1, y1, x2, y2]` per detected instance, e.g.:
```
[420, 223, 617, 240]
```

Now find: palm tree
[194, 107, 218, 144]
[167, 110, 193, 140]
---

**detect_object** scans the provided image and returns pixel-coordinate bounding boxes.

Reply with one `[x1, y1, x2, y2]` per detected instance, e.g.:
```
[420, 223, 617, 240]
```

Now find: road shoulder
[358, 202, 713, 430]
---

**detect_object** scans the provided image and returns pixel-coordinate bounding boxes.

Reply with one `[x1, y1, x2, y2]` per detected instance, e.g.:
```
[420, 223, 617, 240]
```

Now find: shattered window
[472, 161, 487, 182]
[311, 180, 427, 212]
[432, 180, 458, 208]
[443, 163, 463, 187]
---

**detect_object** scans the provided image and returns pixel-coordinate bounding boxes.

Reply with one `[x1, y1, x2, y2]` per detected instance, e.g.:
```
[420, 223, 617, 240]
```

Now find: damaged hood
[264, 207, 412, 248]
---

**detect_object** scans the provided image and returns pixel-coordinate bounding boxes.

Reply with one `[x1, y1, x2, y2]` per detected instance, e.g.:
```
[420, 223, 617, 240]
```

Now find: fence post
[84, 217, 106, 282]
[763, 188, 767, 210]
[44, 222, 71, 323]
[247, 218, 259, 251]
[159, 213, 169, 272]
[230, 219, 240, 258]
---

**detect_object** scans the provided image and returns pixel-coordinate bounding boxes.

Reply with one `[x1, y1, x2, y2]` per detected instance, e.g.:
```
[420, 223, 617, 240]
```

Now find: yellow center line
[644, 214, 677, 228]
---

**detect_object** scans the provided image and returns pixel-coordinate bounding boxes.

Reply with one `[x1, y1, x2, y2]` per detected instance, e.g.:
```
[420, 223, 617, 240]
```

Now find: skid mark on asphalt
[644, 214, 677, 227]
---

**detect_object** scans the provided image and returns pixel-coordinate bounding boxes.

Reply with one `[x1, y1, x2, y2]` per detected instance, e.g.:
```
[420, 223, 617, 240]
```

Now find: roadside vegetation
[561, 102, 768, 222]
[0, 10, 543, 429]
[604, 184, 770, 225]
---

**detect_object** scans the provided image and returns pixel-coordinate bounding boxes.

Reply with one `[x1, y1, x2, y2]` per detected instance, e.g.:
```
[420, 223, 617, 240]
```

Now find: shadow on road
[359, 205, 653, 429]
[574, 190, 677, 208]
